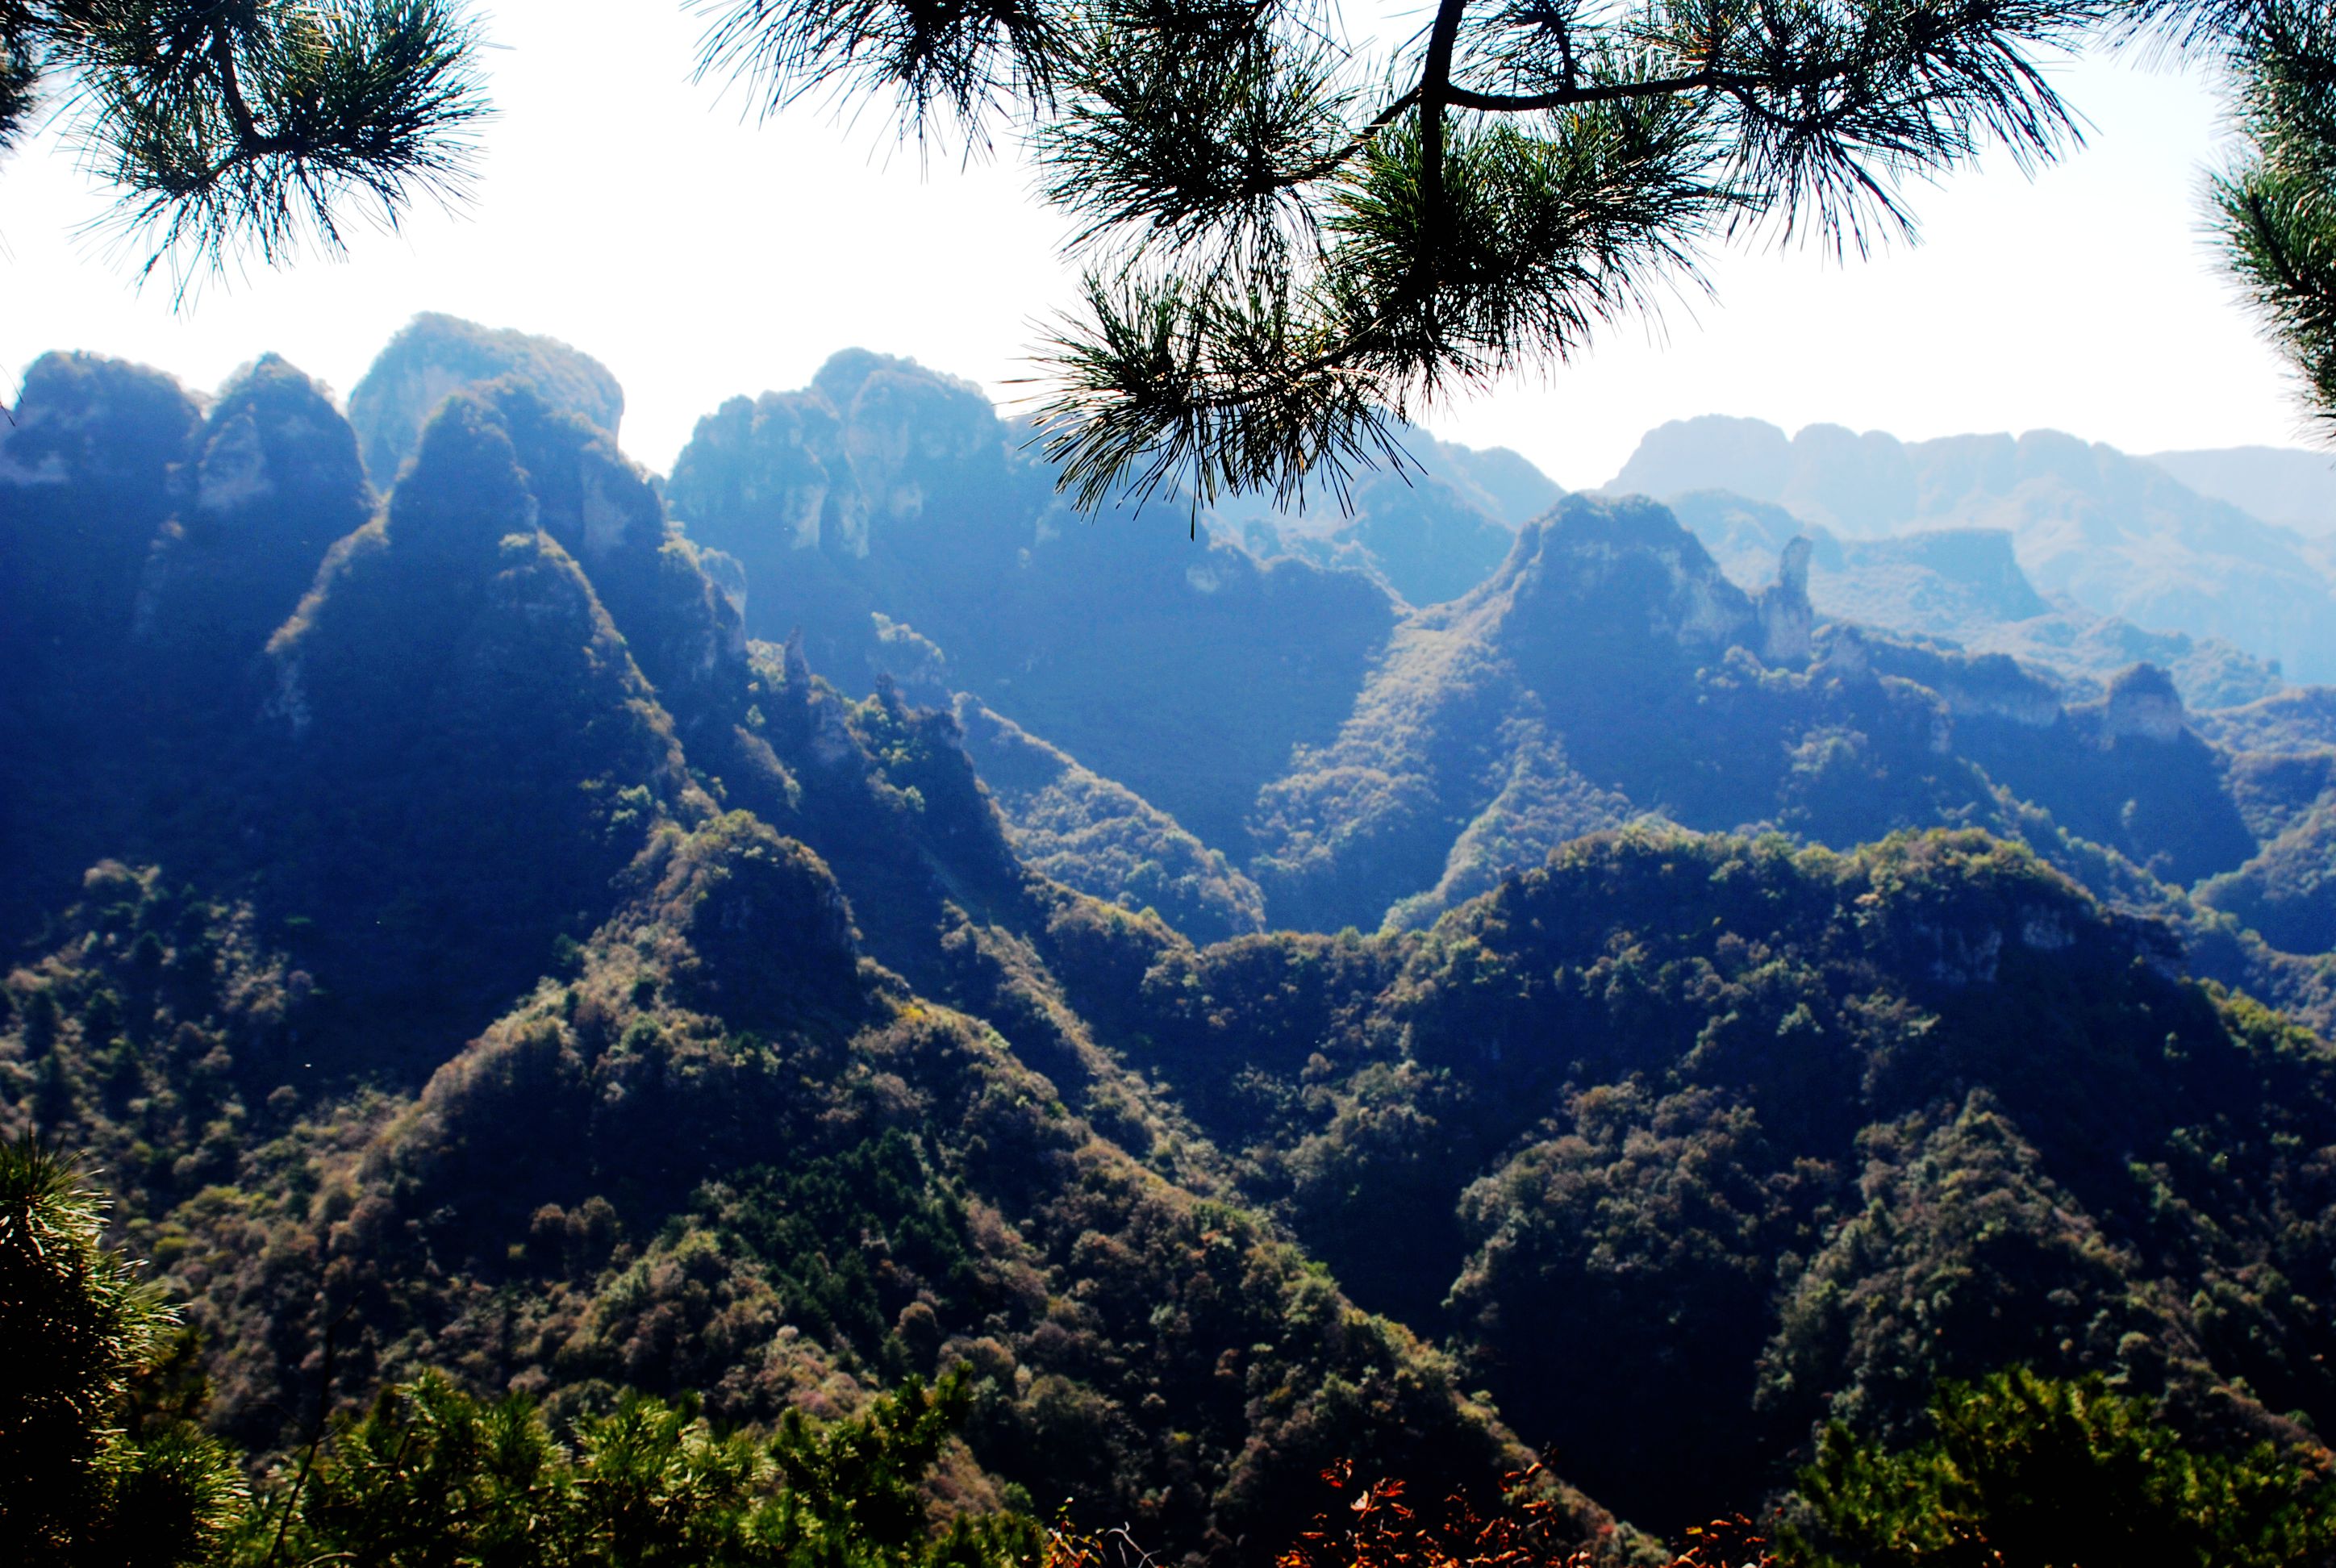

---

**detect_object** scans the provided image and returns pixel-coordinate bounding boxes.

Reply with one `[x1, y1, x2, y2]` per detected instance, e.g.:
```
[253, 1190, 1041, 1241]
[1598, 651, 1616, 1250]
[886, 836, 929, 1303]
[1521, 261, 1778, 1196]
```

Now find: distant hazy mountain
[1232, 424, 1565, 607]
[1668, 490, 2284, 709]
[1404, 426, 1566, 526]
[2148, 444, 2336, 534]
[1239, 469, 1524, 608]
[1608, 415, 2336, 682]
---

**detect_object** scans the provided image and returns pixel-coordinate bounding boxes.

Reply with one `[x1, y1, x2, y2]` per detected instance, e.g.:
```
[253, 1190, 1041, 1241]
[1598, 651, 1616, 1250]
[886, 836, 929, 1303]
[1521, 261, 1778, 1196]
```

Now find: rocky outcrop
[2, 352, 202, 645]
[664, 348, 1399, 853]
[0, 355, 207, 929]
[1756, 536, 1815, 665]
[1483, 494, 1764, 673]
[2096, 662, 2187, 744]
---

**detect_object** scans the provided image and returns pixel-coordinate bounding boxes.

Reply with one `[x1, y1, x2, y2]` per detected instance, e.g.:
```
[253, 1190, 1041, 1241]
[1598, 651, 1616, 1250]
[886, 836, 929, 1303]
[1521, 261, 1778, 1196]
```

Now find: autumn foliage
[1047, 1464, 1773, 1568]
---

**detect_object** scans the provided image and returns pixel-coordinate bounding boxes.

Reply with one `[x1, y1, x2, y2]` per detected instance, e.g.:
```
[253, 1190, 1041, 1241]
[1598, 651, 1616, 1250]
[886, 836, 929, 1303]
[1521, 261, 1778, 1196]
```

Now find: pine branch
[32, 1, 490, 299]
[2213, 0, 2336, 427]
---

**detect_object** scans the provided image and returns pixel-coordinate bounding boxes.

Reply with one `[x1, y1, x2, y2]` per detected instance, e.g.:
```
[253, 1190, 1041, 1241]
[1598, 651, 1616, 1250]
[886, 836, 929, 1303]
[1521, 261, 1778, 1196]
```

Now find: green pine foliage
[263, 1370, 1038, 1568]
[0, 1133, 244, 1567]
[2217, 2, 2336, 434]
[0, 2, 488, 290]
[0, 1134, 1041, 1568]
[1785, 1366, 2336, 1568]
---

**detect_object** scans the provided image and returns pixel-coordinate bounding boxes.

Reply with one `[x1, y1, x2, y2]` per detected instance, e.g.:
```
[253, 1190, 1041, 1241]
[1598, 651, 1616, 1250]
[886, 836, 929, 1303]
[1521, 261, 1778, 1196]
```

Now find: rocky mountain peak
[636, 813, 864, 1025]
[1756, 536, 1816, 665]
[189, 355, 368, 528]
[3, 354, 205, 651]
[1480, 494, 1760, 665]
[347, 313, 624, 486]
[381, 391, 540, 557]
[134, 356, 370, 665]
[1, 351, 200, 490]
[478, 379, 662, 566]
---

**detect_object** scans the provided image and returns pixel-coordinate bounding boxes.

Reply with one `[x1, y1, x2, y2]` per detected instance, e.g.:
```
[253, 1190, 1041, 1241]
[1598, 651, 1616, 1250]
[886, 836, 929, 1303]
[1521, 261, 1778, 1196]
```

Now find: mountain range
[1608, 413, 2336, 689]
[11, 317, 2336, 1556]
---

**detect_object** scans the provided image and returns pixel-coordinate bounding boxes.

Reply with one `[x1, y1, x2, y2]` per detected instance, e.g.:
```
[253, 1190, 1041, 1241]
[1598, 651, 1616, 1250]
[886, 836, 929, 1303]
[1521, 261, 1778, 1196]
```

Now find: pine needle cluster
[2213, 0, 2336, 431]
[691, 0, 2149, 510]
[0, 1132, 244, 1567]
[691, 0, 2336, 509]
[1, 1, 488, 296]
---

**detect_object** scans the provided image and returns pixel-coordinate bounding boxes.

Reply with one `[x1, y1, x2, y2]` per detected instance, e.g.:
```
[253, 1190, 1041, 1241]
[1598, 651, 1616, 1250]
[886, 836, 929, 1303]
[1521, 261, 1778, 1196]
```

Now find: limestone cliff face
[665, 348, 1398, 855]
[2095, 663, 2188, 744]
[1756, 536, 1816, 665]
[1474, 493, 1769, 678]
[2, 352, 202, 646]
[346, 313, 625, 486]
[669, 387, 858, 557]
[1842, 634, 2068, 732]
[134, 356, 371, 669]
[0, 354, 208, 928]
[0, 351, 198, 492]
[817, 348, 1004, 530]
[667, 349, 1009, 568]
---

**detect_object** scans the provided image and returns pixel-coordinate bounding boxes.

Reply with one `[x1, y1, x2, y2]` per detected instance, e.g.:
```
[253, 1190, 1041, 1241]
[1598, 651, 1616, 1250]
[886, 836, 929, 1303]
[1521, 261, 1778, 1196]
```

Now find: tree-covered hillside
[1079, 830, 2336, 1532]
[15, 327, 2336, 1564]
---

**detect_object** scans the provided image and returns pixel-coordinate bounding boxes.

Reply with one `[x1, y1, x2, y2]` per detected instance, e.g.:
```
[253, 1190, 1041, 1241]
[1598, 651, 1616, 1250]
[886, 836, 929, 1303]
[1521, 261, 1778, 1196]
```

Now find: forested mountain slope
[1067, 830, 2336, 1531]
[13, 328, 2336, 1560]
[661, 351, 1397, 853]
[2148, 444, 2336, 534]
[1239, 494, 2303, 948]
[0, 356, 1600, 1566]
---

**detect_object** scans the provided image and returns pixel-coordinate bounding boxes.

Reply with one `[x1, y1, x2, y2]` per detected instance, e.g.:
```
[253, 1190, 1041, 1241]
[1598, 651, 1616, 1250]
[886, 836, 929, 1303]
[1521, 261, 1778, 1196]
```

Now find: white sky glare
[0, 2, 2316, 492]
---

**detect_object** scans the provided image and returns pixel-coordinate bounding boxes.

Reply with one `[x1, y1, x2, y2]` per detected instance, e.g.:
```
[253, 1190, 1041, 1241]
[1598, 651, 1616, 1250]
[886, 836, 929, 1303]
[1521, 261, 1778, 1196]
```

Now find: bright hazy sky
[0, 2, 2317, 491]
